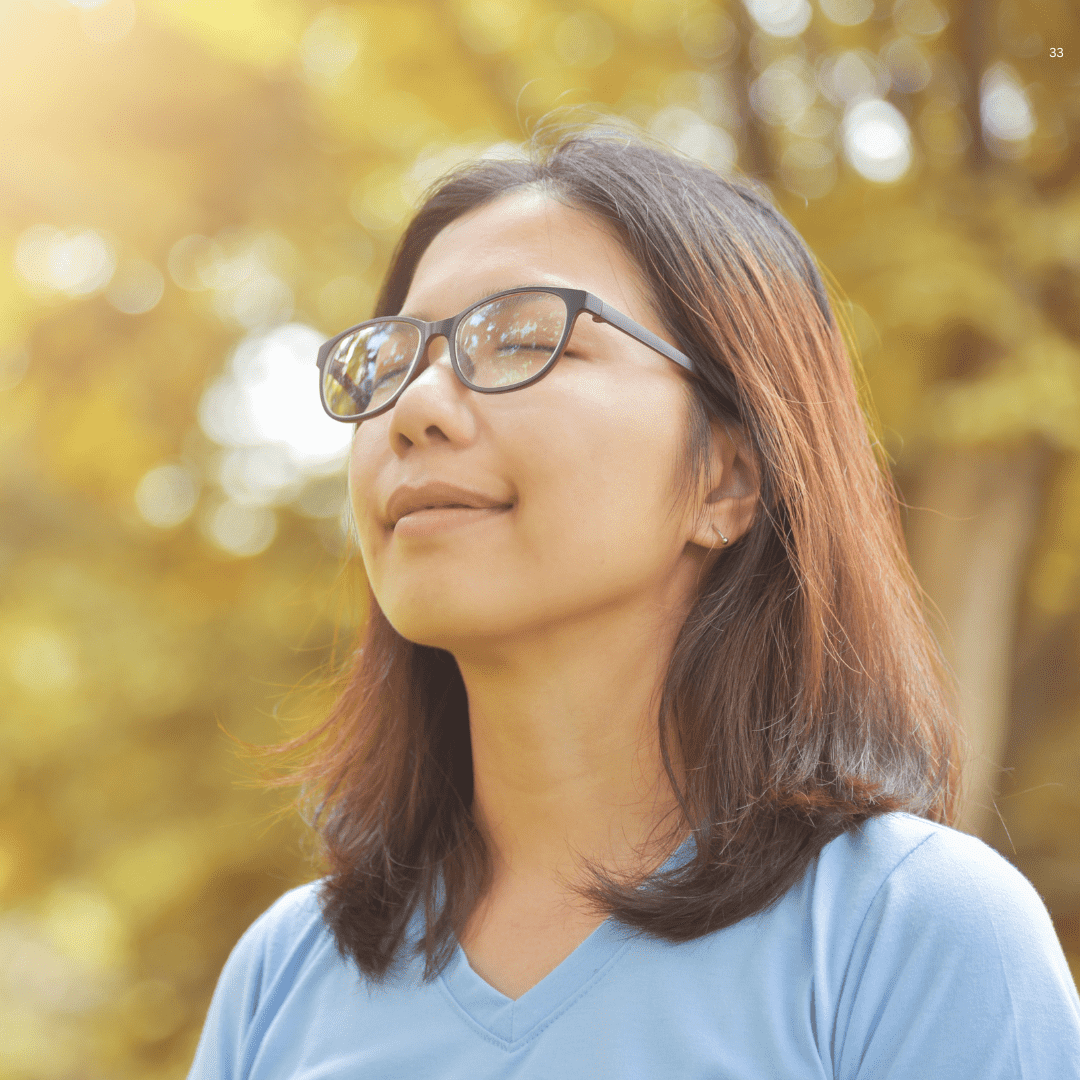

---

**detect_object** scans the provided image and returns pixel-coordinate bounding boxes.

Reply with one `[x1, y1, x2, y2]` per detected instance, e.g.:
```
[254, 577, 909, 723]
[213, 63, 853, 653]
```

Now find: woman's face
[349, 188, 718, 659]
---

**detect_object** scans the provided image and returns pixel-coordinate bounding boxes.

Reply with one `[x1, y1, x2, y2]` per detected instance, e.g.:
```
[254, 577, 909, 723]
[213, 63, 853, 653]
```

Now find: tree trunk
[904, 445, 1044, 837]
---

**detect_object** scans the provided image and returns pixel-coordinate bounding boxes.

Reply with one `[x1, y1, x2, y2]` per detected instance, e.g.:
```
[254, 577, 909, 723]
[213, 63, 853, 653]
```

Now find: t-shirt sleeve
[186, 882, 325, 1080]
[832, 827, 1080, 1080]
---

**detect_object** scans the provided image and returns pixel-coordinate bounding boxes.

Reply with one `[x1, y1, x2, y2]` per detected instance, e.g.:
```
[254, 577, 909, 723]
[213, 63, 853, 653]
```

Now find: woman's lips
[392, 504, 512, 537]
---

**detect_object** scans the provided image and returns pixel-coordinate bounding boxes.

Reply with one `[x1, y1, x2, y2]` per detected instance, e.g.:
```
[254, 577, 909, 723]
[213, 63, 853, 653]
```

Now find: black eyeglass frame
[315, 286, 697, 423]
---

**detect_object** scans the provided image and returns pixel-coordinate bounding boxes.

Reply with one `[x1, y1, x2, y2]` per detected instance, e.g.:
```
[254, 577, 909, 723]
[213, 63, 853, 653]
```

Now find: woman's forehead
[403, 189, 649, 320]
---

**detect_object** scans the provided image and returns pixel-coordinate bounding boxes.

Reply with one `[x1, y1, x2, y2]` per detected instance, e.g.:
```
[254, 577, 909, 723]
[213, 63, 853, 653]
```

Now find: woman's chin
[380, 607, 502, 653]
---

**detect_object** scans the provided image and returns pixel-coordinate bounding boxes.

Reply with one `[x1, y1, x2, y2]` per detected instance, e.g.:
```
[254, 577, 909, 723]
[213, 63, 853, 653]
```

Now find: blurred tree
[0, 0, 1077, 1075]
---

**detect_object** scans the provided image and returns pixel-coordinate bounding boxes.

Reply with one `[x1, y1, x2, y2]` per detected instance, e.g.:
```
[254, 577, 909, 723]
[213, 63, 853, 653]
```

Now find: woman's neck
[455, 592, 690, 895]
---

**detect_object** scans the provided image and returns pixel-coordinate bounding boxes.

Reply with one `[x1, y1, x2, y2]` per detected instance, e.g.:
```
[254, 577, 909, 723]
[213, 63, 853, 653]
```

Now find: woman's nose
[424, 333, 451, 365]
[402, 331, 453, 391]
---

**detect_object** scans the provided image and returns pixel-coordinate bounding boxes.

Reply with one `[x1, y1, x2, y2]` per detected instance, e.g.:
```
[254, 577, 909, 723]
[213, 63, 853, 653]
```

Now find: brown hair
[270, 124, 961, 984]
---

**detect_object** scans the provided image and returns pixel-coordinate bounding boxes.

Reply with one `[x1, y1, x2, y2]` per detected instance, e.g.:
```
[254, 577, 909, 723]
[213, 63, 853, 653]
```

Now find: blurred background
[1, 0, 1078, 1075]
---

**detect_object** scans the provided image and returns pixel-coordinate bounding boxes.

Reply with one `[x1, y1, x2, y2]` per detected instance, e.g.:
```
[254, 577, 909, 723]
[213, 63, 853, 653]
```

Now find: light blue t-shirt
[189, 813, 1080, 1078]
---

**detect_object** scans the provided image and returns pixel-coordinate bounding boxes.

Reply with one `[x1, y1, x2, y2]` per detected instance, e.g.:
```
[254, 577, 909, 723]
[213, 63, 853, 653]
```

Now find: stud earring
[713, 525, 729, 546]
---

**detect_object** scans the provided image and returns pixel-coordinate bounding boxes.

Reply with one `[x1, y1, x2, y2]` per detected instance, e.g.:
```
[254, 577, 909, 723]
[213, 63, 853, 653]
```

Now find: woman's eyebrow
[402, 281, 566, 321]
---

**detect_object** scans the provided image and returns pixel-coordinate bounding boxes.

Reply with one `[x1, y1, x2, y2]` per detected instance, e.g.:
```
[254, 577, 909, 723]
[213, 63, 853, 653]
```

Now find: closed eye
[372, 366, 409, 388]
[495, 343, 558, 354]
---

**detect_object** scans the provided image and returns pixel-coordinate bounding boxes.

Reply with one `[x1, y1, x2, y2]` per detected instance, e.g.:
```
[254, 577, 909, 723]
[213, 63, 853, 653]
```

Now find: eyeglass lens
[321, 290, 569, 419]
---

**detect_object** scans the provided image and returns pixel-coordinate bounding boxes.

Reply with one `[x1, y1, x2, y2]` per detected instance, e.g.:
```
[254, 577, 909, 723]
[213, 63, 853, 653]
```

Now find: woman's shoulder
[187, 879, 337, 1073]
[808, 812, 1077, 1020]
[821, 809, 1011, 871]
[220, 878, 334, 997]
[803, 813, 1080, 1077]
[812, 811, 1056, 942]
[816, 810, 1045, 916]
[242, 876, 329, 946]
[249, 876, 327, 934]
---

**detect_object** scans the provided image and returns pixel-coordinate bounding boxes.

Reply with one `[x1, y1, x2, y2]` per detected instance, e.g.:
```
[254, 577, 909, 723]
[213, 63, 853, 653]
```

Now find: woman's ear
[690, 420, 759, 550]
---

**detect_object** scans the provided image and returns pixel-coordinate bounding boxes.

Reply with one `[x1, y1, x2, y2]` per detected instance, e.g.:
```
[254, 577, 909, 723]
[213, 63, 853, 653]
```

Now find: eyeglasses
[316, 286, 696, 423]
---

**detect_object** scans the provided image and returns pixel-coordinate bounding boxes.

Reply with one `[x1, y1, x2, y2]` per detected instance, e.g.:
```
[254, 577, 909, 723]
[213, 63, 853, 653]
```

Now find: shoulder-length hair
[268, 124, 961, 984]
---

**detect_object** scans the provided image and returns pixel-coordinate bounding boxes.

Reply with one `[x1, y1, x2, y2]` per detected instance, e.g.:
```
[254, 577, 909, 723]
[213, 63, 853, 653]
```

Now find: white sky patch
[199, 323, 352, 507]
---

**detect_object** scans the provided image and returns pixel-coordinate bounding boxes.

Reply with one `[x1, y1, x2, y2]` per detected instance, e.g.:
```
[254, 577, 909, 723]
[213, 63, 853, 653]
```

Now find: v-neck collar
[436, 835, 697, 1048]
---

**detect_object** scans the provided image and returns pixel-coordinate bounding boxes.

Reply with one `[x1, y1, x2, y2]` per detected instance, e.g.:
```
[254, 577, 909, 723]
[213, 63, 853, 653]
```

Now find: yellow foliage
[142, 0, 308, 69]
[45, 380, 167, 498]
[41, 882, 131, 972]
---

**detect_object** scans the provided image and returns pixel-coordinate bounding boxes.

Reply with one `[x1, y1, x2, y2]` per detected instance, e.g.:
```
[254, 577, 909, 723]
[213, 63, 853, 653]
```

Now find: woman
[189, 126, 1080, 1077]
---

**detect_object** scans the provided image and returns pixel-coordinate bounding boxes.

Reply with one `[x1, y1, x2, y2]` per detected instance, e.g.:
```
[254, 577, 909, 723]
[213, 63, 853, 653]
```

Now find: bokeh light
[166, 230, 296, 330]
[0, 346, 30, 391]
[8, 628, 80, 695]
[842, 98, 913, 182]
[981, 62, 1035, 156]
[881, 36, 932, 95]
[649, 106, 736, 172]
[201, 501, 278, 558]
[818, 49, 890, 108]
[300, 6, 361, 84]
[199, 323, 351, 470]
[167, 235, 217, 292]
[751, 58, 816, 127]
[553, 11, 615, 68]
[14, 226, 116, 298]
[135, 465, 200, 529]
[677, 9, 738, 61]
[196, 322, 352, 554]
[106, 258, 166, 315]
[892, 0, 949, 38]
[819, 0, 874, 27]
[744, 0, 813, 38]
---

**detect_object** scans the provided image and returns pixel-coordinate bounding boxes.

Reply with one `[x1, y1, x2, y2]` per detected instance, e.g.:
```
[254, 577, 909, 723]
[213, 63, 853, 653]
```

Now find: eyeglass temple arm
[584, 296, 696, 375]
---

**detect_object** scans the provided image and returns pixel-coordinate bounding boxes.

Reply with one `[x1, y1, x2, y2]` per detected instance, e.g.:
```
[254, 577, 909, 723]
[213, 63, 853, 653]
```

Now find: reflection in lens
[456, 291, 567, 389]
[322, 321, 421, 418]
